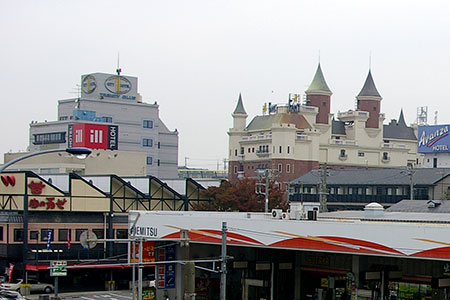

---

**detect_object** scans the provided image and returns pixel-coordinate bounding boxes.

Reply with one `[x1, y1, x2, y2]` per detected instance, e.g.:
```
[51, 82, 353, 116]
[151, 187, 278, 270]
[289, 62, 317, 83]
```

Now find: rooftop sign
[81, 73, 138, 101]
[418, 125, 450, 153]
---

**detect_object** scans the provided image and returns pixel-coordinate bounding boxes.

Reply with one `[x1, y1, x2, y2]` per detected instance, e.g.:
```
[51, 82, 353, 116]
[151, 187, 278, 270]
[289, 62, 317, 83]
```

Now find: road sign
[50, 260, 67, 277]
[80, 230, 97, 249]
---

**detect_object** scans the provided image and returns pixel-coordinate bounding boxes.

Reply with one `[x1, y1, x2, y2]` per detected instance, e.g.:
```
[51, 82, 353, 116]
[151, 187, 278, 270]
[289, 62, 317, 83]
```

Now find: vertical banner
[7, 264, 14, 283]
[46, 230, 52, 250]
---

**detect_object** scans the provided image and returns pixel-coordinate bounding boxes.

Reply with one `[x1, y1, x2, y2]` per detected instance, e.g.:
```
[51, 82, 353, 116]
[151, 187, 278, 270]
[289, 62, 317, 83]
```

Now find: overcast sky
[1, 0, 450, 168]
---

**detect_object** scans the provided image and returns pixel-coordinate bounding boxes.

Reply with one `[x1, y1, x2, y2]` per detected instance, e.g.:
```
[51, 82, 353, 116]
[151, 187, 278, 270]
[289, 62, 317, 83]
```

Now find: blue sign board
[418, 125, 450, 153]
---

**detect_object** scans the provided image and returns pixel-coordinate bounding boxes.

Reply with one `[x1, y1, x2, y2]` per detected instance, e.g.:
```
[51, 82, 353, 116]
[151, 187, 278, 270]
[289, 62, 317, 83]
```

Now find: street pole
[220, 222, 227, 300]
[265, 170, 269, 213]
[319, 164, 328, 212]
[132, 239, 136, 300]
[409, 167, 415, 201]
[138, 239, 143, 300]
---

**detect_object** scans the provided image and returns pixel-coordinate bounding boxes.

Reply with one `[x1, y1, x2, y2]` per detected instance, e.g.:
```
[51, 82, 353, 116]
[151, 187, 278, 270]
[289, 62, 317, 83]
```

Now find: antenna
[318, 50, 321, 64]
[116, 52, 122, 75]
[369, 51, 372, 69]
[435, 111, 438, 125]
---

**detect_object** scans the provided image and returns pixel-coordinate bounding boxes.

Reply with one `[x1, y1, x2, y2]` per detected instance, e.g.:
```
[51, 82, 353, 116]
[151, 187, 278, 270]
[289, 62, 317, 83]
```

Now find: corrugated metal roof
[387, 200, 450, 213]
[290, 168, 450, 186]
[319, 210, 450, 223]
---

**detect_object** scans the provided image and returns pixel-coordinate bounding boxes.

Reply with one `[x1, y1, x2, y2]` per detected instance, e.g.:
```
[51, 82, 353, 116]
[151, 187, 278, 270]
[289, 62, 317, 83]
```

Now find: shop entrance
[243, 278, 270, 300]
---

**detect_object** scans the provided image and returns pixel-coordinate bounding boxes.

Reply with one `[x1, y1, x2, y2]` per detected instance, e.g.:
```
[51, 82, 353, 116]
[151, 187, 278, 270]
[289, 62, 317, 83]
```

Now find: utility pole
[408, 166, 415, 201]
[220, 222, 227, 300]
[256, 169, 271, 213]
[319, 164, 328, 212]
[265, 169, 269, 213]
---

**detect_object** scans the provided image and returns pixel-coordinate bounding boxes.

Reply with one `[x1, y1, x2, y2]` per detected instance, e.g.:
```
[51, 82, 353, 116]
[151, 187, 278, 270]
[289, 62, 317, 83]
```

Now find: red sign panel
[68, 123, 118, 150]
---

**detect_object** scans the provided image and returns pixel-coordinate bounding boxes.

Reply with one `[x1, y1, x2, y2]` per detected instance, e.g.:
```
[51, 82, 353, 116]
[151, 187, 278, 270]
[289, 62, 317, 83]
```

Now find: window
[287, 146, 290, 154]
[286, 164, 291, 173]
[157, 142, 161, 149]
[40, 229, 54, 242]
[373, 106, 377, 111]
[240, 147, 244, 155]
[358, 151, 365, 157]
[103, 116, 113, 123]
[92, 229, 105, 240]
[235, 149, 238, 156]
[234, 166, 238, 174]
[279, 146, 282, 153]
[33, 132, 66, 145]
[322, 102, 327, 107]
[30, 231, 39, 240]
[75, 229, 88, 241]
[157, 159, 160, 166]
[383, 152, 389, 160]
[142, 138, 153, 147]
[0, 227, 3, 241]
[14, 229, 23, 242]
[58, 229, 69, 242]
[116, 229, 128, 239]
[248, 148, 251, 153]
[252, 148, 255, 153]
[340, 149, 346, 157]
[278, 164, 282, 173]
[143, 120, 153, 128]
[146, 156, 153, 165]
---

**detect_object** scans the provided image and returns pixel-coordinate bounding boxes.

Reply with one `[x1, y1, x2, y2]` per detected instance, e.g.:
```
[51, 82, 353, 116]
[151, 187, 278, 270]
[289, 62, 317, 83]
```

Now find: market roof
[357, 70, 381, 99]
[383, 109, 417, 140]
[246, 113, 312, 131]
[233, 93, 247, 115]
[290, 168, 450, 186]
[305, 63, 332, 95]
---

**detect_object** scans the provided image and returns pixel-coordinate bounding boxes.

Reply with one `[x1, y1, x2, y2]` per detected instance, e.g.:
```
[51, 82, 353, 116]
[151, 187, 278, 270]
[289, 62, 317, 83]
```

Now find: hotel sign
[68, 123, 118, 150]
[418, 125, 450, 153]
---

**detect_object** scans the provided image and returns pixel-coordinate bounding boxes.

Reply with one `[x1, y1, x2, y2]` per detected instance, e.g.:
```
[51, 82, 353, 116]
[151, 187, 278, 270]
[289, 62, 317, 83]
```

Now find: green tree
[193, 178, 288, 212]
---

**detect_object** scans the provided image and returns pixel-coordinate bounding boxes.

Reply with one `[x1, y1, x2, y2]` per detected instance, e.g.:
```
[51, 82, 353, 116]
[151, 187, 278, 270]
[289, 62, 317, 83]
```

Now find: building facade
[418, 124, 450, 168]
[289, 168, 450, 211]
[26, 72, 178, 179]
[228, 65, 421, 185]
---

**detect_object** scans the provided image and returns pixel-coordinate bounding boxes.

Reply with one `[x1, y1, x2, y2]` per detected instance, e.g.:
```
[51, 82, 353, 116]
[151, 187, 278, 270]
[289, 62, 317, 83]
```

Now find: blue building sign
[418, 125, 450, 153]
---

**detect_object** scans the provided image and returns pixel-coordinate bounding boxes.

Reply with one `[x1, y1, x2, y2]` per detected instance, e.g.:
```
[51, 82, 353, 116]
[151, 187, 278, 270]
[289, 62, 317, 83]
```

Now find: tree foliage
[193, 178, 288, 212]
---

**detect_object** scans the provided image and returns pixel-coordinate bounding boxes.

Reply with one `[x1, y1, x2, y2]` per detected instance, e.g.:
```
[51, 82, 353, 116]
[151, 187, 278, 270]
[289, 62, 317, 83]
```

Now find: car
[0, 279, 54, 294]
[0, 290, 25, 300]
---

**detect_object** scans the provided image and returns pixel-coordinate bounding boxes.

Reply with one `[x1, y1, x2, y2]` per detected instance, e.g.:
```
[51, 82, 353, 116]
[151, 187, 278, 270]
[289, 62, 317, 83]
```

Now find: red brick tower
[356, 70, 382, 128]
[305, 64, 332, 124]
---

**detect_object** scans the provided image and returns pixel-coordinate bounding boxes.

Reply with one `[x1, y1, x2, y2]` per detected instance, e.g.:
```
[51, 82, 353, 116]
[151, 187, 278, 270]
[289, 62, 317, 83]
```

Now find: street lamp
[0, 147, 92, 172]
[0, 147, 91, 283]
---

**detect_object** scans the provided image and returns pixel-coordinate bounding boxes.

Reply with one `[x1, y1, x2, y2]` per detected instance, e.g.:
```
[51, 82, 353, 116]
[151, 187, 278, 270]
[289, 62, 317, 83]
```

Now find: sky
[1, 0, 450, 169]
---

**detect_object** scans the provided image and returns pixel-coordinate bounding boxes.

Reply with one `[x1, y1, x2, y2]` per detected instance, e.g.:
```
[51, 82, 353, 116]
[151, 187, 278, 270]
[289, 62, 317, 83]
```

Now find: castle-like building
[228, 64, 420, 183]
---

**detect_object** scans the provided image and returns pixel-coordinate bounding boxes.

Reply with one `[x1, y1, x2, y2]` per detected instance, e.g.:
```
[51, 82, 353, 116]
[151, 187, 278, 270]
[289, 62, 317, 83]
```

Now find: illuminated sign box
[68, 123, 119, 150]
[417, 125, 450, 153]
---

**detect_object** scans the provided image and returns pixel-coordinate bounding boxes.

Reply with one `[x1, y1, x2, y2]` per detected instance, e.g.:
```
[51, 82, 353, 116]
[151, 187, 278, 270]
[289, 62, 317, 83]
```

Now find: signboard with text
[68, 123, 118, 150]
[418, 125, 450, 153]
[81, 73, 138, 101]
[50, 261, 67, 277]
[157, 245, 176, 289]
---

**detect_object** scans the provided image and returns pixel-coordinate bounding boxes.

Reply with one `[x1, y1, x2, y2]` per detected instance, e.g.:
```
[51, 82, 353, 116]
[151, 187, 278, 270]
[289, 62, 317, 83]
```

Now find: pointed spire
[305, 63, 332, 96]
[233, 93, 247, 115]
[398, 109, 407, 127]
[357, 70, 382, 99]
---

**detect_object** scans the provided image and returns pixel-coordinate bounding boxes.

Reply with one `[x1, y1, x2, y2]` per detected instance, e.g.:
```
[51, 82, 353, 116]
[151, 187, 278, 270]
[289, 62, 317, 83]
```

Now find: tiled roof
[383, 110, 417, 140]
[246, 113, 312, 131]
[233, 93, 247, 115]
[332, 119, 346, 135]
[290, 168, 450, 186]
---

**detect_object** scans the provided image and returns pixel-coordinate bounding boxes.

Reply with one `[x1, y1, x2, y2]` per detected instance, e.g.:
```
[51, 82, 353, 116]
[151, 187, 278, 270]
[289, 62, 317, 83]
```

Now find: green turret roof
[305, 63, 332, 95]
[233, 93, 247, 115]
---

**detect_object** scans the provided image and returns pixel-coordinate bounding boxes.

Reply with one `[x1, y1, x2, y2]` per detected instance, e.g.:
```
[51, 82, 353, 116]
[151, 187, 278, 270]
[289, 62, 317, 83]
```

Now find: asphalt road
[26, 290, 133, 300]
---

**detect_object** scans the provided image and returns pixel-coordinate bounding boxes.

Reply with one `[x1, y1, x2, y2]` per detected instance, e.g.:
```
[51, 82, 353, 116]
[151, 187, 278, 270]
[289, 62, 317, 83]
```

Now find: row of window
[142, 139, 163, 149]
[294, 186, 429, 196]
[235, 145, 292, 156]
[10, 228, 128, 243]
[234, 163, 294, 174]
[340, 149, 389, 160]
[33, 132, 66, 145]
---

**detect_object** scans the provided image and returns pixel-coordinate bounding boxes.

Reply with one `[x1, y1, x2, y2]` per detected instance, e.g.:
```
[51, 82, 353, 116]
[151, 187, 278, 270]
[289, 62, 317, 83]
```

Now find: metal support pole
[132, 239, 136, 300]
[265, 170, 269, 213]
[138, 239, 143, 300]
[23, 192, 29, 281]
[54, 276, 58, 297]
[220, 222, 227, 300]
[409, 168, 414, 201]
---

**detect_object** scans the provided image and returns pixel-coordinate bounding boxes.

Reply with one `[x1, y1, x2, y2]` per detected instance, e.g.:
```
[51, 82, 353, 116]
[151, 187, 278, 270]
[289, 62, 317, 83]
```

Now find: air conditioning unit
[282, 212, 290, 220]
[271, 209, 283, 219]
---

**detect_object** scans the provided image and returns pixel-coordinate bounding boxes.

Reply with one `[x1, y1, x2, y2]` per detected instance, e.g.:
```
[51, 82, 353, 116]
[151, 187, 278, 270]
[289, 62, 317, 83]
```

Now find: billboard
[68, 123, 118, 150]
[418, 125, 450, 153]
[80, 73, 138, 101]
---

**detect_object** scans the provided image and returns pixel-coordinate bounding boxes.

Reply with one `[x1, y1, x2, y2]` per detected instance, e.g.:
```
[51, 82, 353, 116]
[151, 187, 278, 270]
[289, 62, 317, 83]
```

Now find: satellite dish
[80, 230, 98, 249]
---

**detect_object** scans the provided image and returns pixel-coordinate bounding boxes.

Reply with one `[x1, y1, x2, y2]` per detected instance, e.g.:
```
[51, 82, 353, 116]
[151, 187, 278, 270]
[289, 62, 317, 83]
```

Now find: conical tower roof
[357, 70, 382, 99]
[233, 93, 247, 115]
[398, 109, 406, 127]
[305, 63, 332, 96]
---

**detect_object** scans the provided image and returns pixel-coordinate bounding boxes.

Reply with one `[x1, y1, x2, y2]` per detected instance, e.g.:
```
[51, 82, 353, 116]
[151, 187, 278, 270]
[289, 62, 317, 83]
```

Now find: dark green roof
[305, 64, 332, 95]
[357, 70, 381, 98]
[233, 93, 247, 115]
